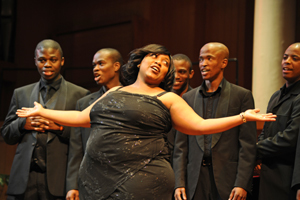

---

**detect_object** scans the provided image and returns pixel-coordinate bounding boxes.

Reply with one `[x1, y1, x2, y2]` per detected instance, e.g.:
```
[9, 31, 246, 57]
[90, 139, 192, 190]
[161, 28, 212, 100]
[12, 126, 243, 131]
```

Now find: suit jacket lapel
[88, 95, 97, 105]
[30, 83, 40, 106]
[89, 87, 104, 105]
[211, 80, 230, 148]
[30, 83, 40, 139]
[48, 77, 67, 143]
[272, 92, 293, 113]
[194, 86, 205, 151]
[270, 83, 300, 112]
[268, 93, 281, 111]
[53, 77, 67, 110]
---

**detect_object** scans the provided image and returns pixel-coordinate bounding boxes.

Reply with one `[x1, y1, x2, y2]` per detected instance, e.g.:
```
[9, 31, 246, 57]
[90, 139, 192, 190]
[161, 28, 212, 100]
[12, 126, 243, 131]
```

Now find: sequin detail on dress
[78, 90, 174, 200]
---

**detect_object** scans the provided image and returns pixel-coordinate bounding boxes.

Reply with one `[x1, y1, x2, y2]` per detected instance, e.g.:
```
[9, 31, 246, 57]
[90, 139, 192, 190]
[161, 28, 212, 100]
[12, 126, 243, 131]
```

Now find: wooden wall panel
[55, 20, 134, 92]
[4, 0, 255, 91]
[190, 0, 254, 89]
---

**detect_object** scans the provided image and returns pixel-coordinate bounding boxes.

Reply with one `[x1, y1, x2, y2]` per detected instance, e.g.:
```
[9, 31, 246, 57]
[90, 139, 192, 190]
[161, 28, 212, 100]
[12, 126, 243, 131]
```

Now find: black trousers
[7, 171, 64, 200]
[193, 164, 222, 200]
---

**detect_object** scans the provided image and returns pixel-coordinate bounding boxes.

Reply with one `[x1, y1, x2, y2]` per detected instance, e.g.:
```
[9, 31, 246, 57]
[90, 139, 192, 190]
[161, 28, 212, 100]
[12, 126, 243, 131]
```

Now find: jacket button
[32, 143, 35, 146]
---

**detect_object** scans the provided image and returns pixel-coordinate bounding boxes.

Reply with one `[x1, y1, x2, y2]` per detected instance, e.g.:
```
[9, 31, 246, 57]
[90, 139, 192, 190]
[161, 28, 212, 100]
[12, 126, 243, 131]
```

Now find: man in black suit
[257, 42, 300, 200]
[66, 48, 122, 200]
[173, 42, 257, 200]
[1, 39, 90, 200]
[168, 53, 194, 166]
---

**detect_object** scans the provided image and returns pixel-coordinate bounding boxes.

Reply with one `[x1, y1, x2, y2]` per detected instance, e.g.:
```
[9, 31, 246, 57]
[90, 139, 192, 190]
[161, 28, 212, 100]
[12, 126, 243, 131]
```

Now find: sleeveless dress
[78, 89, 174, 200]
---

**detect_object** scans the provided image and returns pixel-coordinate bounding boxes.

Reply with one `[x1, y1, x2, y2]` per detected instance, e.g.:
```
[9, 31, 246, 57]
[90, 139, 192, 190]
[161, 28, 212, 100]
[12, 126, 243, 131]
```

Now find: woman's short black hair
[120, 44, 175, 91]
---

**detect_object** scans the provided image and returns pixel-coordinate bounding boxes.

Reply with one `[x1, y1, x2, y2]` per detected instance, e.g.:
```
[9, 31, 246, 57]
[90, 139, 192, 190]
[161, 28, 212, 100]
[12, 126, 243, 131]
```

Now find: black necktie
[43, 85, 51, 103]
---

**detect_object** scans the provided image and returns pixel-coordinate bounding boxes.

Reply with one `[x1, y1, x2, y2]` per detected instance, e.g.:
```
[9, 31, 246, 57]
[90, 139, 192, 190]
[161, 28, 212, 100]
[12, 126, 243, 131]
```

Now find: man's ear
[61, 57, 65, 67]
[114, 62, 121, 72]
[189, 69, 195, 79]
[221, 58, 228, 69]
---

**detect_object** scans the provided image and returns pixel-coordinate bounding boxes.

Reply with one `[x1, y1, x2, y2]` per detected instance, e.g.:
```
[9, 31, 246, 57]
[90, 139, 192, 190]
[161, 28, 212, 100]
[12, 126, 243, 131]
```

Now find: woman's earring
[137, 64, 140, 68]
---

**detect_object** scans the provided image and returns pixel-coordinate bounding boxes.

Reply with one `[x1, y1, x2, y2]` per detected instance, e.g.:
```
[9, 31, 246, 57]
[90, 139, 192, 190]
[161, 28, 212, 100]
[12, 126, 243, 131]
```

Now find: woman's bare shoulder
[161, 92, 182, 99]
[108, 86, 122, 92]
[158, 92, 185, 109]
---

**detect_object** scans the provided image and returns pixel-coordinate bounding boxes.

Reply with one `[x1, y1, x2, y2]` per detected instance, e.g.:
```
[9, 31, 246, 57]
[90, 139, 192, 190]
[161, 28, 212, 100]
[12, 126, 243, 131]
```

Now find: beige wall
[252, 0, 296, 113]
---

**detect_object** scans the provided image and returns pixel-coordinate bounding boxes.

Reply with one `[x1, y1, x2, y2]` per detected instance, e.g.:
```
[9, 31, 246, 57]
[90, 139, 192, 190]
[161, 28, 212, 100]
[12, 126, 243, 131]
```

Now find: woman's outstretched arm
[17, 101, 91, 127]
[16, 86, 121, 128]
[163, 93, 276, 135]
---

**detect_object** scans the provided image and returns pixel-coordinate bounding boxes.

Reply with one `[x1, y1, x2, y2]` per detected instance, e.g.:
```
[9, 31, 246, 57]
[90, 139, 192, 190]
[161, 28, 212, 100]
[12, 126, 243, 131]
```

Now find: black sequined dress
[78, 90, 174, 200]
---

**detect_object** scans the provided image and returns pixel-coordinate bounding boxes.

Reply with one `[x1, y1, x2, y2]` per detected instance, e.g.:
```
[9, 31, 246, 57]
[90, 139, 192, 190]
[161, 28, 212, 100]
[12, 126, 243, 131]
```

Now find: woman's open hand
[244, 109, 276, 122]
[16, 101, 44, 118]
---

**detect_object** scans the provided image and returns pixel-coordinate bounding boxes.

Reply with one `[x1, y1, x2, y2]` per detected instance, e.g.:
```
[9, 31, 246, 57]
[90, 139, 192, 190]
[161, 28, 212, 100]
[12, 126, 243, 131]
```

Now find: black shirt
[199, 79, 223, 158]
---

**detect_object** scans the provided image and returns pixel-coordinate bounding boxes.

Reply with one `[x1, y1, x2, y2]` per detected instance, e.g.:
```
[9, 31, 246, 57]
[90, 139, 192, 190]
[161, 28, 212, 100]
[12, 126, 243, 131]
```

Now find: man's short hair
[101, 48, 123, 66]
[35, 39, 63, 58]
[172, 54, 193, 72]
